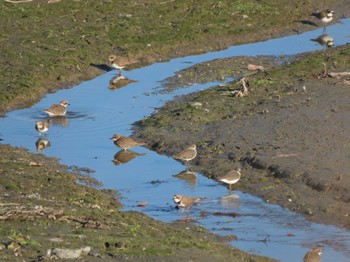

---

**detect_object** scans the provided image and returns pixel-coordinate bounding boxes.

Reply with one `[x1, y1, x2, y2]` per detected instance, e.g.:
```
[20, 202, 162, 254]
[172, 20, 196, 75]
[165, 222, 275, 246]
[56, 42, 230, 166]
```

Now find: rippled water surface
[1, 20, 350, 261]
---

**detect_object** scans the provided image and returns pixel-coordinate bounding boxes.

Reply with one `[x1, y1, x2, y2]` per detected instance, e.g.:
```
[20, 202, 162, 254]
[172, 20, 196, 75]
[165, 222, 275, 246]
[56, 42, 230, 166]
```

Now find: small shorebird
[110, 134, 146, 150]
[311, 34, 334, 47]
[35, 119, 50, 136]
[108, 54, 138, 76]
[312, 9, 334, 32]
[218, 168, 241, 190]
[43, 100, 70, 117]
[173, 144, 197, 167]
[303, 247, 323, 262]
[173, 194, 203, 217]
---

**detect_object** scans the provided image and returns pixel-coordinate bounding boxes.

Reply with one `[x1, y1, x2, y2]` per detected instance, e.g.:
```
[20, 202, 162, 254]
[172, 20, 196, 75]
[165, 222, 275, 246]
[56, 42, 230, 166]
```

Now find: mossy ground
[1, 0, 350, 261]
[1, 0, 349, 113]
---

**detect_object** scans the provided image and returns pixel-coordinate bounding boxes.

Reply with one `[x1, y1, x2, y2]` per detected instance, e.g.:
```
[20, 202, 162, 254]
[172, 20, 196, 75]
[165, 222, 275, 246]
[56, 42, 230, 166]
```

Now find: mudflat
[1, 0, 350, 261]
[134, 46, 350, 230]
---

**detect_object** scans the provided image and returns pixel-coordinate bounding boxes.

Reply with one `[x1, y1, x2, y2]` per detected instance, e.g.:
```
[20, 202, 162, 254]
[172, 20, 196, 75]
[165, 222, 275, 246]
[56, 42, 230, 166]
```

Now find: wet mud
[134, 45, 350, 230]
[2, 0, 350, 261]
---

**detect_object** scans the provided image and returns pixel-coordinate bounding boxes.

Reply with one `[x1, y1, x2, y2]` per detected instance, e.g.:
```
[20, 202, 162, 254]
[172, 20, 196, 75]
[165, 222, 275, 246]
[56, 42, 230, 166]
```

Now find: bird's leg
[322, 25, 327, 34]
[185, 161, 191, 171]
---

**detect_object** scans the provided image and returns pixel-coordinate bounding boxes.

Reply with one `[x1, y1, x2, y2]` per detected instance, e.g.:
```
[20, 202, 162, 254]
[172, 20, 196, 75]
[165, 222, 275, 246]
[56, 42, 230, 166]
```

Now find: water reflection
[109, 75, 137, 90]
[173, 169, 197, 186]
[48, 115, 69, 127]
[219, 193, 240, 208]
[112, 149, 145, 165]
[1, 18, 350, 262]
[311, 33, 334, 47]
[35, 137, 51, 152]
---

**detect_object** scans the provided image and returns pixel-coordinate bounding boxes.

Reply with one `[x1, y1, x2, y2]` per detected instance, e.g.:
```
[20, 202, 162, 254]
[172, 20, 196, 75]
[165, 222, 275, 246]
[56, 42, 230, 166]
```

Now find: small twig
[320, 63, 328, 78]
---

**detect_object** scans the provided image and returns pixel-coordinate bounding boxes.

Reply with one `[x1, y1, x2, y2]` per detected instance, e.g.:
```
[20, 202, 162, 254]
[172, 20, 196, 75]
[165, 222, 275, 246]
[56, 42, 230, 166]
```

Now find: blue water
[1, 20, 350, 261]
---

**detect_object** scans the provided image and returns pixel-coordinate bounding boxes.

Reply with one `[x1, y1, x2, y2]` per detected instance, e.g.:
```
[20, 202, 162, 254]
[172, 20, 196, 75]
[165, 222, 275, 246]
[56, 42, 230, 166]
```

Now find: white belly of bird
[41, 127, 49, 133]
[220, 178, 239, 185]
[321, 17, 332, 23]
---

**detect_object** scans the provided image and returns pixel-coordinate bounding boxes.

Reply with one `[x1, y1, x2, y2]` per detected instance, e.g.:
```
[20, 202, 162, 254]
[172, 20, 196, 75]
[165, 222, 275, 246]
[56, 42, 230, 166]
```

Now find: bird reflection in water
[49, 115, 69, 128]
[109, 75, 137, 90]
[35, 138, 51, 152]
[219, 193, 240, 209]
[173, 169, 197, 186]
[311, 34, 334, 48]
[112, 149, 145, 165]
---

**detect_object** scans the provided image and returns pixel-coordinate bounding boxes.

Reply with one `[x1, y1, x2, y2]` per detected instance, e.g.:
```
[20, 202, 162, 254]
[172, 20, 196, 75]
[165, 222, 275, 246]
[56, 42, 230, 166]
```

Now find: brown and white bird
[110, 134, 146, 150]
[312, 9, 334, 28]
[108, 54, 138, 76]
[173, 144, 197, 166]
[303, 247, 323, 262]
[43, 100, 70, 117]
[173, 194, 203, 217]
[35, 119, 50, 136]
[218, 168, 241, 190]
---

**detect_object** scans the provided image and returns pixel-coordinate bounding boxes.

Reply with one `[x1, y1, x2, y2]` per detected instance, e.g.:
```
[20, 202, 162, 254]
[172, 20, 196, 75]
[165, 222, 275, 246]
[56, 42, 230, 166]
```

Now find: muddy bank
[1, 0, 350, 114]
[1, 0, 350, 261]
[0, 144, 274, 261]
[134, 44, 350, 229]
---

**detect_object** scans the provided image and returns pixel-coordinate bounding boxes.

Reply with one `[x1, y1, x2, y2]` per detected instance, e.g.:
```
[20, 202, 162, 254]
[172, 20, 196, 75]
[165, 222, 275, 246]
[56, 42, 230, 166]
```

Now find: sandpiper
[218, 168, 241, 190]
[312, 9, 334, 30]
[35, 119, 50, 136]
[173, 144, 197, 166]
[173, 194, 203, 217]
[303, 247, 323, 262]
[43, 100, 70, 117]
[110, 134, 146, 150]
[108, 54, 138, 76]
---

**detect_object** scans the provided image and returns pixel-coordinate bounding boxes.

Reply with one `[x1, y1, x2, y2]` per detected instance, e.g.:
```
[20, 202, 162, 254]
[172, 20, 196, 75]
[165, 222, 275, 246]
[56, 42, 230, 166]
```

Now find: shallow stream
[1, 20, 350, 261]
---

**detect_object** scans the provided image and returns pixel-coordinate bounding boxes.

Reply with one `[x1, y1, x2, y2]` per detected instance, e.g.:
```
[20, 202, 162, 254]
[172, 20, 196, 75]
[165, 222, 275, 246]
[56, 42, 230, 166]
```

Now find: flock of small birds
[35, 9, 334, 259]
